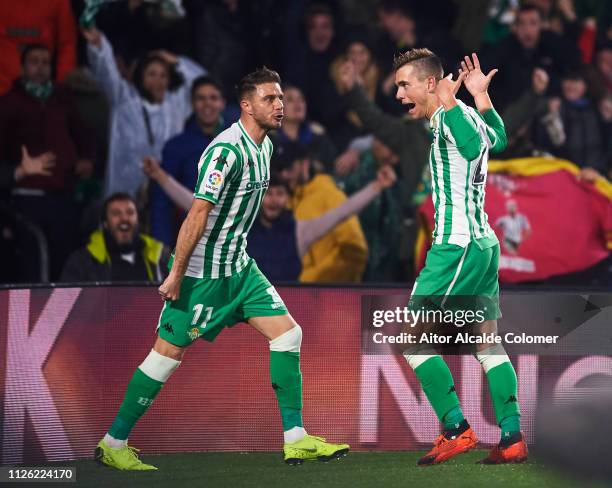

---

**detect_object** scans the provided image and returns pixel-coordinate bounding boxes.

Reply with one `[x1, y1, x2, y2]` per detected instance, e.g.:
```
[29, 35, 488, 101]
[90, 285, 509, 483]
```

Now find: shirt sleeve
[194, 143, 241, 204]
[480, 108, 508, 153]
[442, 105, 482, 161]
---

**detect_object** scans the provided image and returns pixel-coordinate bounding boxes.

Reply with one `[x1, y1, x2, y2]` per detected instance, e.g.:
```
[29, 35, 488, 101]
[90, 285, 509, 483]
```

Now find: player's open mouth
[405, 102, 416, 113]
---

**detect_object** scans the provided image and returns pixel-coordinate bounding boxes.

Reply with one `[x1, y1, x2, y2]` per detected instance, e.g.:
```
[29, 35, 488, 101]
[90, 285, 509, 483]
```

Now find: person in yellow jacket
[278, 146, 368, 282]
[61, 193, 170, 282]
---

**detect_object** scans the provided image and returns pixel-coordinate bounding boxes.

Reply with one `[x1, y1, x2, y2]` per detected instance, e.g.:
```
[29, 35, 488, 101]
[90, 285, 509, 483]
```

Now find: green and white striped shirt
[185, 120, 272, 279]
[428, 100, 507, 248]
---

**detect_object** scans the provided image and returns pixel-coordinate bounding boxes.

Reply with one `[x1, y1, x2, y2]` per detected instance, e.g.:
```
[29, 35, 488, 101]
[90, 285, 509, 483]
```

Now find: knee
[474, 344, 509, 372]
[403, 352, 438, 370]
[269, 324, 302, 353]
[139, 349, 181, 383]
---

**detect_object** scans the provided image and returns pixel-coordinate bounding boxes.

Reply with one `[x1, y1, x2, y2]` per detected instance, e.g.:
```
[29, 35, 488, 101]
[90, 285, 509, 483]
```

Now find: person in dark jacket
[282, 3, 343, 137]
[0, 43, 96, 282]
[269, 84, 337, 172]
[482, 4, 582, 111]
[149, 76, 226, 245]
[61, 193, 169, 283]
[535, 70, 606, 174]
[247, 174, 302, 282]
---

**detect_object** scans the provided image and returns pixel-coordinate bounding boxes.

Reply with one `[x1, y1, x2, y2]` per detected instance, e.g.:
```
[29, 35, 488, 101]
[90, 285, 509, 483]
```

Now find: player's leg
[104, 336, 184, 447]
[240, 261, 349, 464]
[96, 276, 228, 470]
[405, 245, 477, 466]
[249, 314, 350, 465]
[95, 335, 184, 470]
[469, 245, 527, 463]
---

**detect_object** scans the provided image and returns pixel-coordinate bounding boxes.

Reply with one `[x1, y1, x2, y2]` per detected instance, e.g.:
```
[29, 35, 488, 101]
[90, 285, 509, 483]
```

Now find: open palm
[460, 53, 498, 96]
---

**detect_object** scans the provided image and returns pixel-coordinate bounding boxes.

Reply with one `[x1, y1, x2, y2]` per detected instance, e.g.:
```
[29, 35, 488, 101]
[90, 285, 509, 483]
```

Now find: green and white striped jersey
[428, 100, 507, 247]
[186, 120, 272, 279]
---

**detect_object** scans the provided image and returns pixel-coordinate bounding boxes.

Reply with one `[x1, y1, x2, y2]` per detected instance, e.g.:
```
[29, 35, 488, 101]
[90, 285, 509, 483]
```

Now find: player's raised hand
[434, 71, 466, 109]
[460, 53, 498, 96]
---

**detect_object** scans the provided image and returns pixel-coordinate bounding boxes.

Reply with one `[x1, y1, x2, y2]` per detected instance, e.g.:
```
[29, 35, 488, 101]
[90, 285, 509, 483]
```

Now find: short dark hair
[191, 75, 223, 98]
[102, 193, 138, 223]
[305, 3, 334, 26]
[377, 0, 413, 19]
[393, 48, 443, 79]
[516, 4, 543, 21]
[21, 44, 50, 66]
[268, 172, 290, 193]
[235, 66, 281, 101]
[133, 53, 184, 102]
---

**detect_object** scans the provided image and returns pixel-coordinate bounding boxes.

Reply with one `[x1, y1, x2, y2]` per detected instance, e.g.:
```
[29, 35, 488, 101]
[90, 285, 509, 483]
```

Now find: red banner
[1, 286, 611, 464]
[417, 158, 612, 283]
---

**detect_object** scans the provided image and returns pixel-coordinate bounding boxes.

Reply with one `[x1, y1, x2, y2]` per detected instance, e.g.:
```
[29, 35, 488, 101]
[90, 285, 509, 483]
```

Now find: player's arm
[434, 71, 482, 161]
[159, 199, 213, 299]
[461, 53, 508, 153]
[158, 144, 239, 300]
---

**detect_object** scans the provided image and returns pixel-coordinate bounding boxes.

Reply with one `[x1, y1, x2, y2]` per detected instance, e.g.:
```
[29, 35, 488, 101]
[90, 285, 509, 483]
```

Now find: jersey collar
[238, 120, 262, 152]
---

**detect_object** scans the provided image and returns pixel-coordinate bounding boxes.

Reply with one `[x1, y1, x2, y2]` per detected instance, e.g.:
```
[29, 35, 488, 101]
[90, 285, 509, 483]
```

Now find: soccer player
[94, 67, 349, 470]
[394, 49, 528, 465]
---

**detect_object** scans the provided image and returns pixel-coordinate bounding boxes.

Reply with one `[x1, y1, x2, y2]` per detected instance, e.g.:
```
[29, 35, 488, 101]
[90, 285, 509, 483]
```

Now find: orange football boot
[480, 432, 528, 464]
[418, 421, 478, 466]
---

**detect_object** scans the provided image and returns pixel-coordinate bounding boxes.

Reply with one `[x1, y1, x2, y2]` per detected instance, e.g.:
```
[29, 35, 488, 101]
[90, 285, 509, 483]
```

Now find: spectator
[194, 0, 251, 103]
[0, 147, 55, 284]
[249, 166, 396, 282]
[142, 159, 396, 282]
[83, 26, 205, 199]
[499, 67, 550, 158]
[61, 193, 169, 283]
[375, 0, 462, 109]
[587, 42, 612, 102]
[0, 146, 55, 191]
[330, 33, 381, 148]
[0, 0, 77, 95]
[483, 4, 582, 111]
[280, 147, 368, 283]
[269, 84, 337, 173]
[597, 94, 612, 180]
[92, 0, 191, 80]
[0, 44, 96, 282]
[535, 70, 606, 175]
[149, 76, 227, 245]
[282, 3, 343, 137]
[336, 137, 404, 281]
[336, 59, 430, 275]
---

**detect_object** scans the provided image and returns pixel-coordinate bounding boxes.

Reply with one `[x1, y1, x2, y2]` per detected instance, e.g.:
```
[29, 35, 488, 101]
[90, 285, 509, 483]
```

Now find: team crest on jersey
[188, 327, 202, 340]
[205, 169, 224, 192]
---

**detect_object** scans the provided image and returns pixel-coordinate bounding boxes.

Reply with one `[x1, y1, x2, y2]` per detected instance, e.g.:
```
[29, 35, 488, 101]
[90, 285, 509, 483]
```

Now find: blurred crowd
[0, 0, 611, 285]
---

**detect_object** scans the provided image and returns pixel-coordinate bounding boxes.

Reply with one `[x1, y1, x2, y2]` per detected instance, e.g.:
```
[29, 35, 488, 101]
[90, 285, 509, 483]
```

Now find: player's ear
[240, 97, 252, 115]
[427, 75, 437, 94]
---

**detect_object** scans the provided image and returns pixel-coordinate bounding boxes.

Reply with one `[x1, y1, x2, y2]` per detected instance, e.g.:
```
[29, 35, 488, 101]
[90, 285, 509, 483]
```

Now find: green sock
[270, 351, 303, 431]
[108, 368, 164, 440]
[485, 362, 521, 438]
[413, 356, 461, 423]
[500, 415, 521, 440]
[443, 406, 465, 431]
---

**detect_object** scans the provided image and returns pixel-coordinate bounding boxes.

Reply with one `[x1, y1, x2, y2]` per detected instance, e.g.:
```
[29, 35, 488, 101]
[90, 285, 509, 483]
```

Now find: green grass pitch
[40, 451, 604, 488]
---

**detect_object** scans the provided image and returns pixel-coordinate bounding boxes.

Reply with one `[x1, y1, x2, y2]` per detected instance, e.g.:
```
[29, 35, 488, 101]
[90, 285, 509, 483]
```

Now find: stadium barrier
[1, 285, 611, 464]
